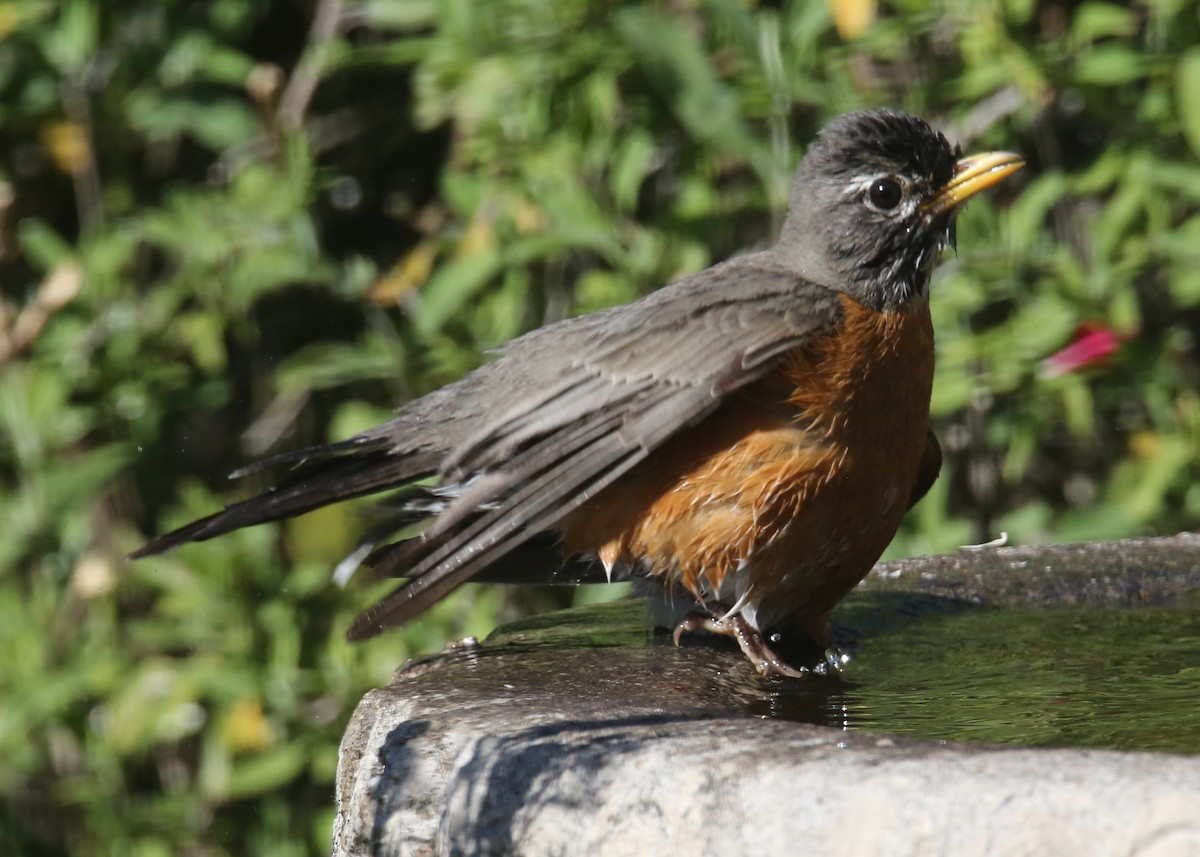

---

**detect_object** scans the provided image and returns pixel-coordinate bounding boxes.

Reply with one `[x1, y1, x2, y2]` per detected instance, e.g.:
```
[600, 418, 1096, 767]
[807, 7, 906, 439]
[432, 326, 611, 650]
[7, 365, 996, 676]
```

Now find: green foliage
[2, 0, 1200, 853]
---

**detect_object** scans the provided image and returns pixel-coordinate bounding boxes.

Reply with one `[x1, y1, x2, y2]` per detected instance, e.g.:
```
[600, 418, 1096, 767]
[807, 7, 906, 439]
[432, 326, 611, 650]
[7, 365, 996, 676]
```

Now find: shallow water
[490, 592, 1200, 754]
[737, 589, 1200, 753]
[826, 591, 1200, 753]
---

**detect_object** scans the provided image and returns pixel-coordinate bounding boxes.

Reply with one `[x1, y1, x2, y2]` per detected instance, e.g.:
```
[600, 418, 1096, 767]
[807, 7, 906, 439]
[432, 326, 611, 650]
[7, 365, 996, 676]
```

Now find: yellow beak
[921, 151, 1025, 216]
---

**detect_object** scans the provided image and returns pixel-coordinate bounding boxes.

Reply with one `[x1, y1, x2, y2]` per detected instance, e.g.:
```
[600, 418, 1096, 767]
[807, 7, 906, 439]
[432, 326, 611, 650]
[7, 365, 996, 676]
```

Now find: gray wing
[346, 255, 844, 638]
[130, 253, 845, 639]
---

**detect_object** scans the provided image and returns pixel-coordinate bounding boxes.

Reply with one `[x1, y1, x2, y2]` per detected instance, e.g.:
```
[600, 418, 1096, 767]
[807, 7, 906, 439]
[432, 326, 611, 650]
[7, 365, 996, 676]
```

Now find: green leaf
[610, 130, 657, 213]
[1090, 180, 1145, 265]
[125, 93, 261, 151]
[617, 8, 767, 171]
[17, 219, 74, 271]
[39, 0, 98, 74]
[361, 0, 438, 30]
[1176, 48, 1200, 159]
[1004, 172, 1067, 256]
[413, 250, 503, 336]
[1069, 2, 1138, 45]
[1074, 45, 1147, 85]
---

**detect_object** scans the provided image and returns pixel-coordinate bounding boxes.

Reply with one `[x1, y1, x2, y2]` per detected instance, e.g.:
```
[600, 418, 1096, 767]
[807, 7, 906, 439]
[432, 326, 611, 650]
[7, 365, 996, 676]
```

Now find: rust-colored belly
[561, 294, 935, 641]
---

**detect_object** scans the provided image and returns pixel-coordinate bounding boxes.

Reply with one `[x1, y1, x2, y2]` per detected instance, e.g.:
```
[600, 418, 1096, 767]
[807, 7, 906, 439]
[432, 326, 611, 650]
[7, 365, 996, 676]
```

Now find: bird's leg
[672, 611, 810, 679]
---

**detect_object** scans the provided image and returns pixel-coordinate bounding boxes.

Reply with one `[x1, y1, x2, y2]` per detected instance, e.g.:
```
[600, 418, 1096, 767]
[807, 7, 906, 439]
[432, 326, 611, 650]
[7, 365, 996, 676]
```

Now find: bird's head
[776, 109, 1023, 311]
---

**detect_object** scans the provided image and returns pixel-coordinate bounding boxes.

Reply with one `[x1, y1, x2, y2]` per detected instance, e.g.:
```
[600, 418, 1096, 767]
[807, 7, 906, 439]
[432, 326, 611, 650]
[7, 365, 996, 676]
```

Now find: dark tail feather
[227, 421, 407, 478]
[345, 561, 480, 641]
[346, 445, 644, 640]
[364, 532, 613, 586]
[228, 436, 380, 479]
[345, 526, 610, 641]
[347, 518, 561, 640]
[474, 540, 618, 585]
[129, 450, 439, 559]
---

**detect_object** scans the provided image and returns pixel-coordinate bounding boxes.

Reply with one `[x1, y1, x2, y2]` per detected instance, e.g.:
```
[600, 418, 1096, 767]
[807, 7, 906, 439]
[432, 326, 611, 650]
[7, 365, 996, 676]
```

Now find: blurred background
[2, 0, 1199, 853]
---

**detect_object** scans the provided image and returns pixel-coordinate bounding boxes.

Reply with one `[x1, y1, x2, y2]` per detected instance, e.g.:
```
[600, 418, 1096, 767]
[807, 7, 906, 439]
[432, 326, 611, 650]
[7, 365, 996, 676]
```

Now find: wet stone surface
[861, 532, 1200, 607]
[333, 534, 1200, 857]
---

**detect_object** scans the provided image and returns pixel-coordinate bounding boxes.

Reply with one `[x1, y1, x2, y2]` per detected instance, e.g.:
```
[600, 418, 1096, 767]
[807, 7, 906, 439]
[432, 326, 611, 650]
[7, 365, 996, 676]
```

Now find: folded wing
[131, 255, 845, 640]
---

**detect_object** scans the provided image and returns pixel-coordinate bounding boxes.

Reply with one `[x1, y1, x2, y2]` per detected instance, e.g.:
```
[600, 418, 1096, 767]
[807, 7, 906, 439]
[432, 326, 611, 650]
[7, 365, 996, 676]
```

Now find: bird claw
[673, 612, 810, 679]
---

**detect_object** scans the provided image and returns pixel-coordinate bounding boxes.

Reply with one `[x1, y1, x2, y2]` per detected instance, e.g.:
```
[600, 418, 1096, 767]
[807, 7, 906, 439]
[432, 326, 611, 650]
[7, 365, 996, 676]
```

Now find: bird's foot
[672, 612, 810, 679]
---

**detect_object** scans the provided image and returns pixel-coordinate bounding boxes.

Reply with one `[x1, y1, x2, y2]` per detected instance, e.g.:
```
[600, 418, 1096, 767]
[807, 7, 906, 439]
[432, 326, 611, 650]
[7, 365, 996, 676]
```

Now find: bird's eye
[867, 177, 904, 210]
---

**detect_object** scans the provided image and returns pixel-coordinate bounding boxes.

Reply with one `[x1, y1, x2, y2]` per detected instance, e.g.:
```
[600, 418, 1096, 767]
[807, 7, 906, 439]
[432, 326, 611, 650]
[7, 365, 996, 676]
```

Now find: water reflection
[484, 591, 1200, 754]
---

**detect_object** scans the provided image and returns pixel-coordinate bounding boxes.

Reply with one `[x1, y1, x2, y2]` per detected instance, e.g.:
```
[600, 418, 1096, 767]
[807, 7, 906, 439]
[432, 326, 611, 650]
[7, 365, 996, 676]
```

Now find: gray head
[774, 110, 1022, 311]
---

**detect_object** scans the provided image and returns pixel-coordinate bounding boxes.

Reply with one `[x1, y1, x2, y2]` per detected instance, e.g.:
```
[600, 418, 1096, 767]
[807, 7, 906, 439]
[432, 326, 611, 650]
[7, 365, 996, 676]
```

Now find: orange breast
[560, 293, 935, 640]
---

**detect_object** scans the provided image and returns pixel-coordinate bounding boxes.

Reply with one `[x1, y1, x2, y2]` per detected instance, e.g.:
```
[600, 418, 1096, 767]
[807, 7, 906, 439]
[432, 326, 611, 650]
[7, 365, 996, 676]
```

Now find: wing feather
[131, 253, 846, 640]
[349, 261, 844, 636]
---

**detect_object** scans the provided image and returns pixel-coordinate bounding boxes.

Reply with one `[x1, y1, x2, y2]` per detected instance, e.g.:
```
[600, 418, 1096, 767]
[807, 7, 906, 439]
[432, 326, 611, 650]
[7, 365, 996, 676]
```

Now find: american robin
[132, 110, 1022, 677]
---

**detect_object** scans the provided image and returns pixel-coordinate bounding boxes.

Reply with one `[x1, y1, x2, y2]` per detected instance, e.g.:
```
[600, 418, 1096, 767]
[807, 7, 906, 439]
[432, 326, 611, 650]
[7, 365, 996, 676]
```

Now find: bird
[131, 109, 1023, 677]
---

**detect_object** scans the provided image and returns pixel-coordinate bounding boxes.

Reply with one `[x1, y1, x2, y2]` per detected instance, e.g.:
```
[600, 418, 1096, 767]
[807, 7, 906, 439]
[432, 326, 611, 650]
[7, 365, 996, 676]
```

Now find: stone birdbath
[333, 533, 1200, 857]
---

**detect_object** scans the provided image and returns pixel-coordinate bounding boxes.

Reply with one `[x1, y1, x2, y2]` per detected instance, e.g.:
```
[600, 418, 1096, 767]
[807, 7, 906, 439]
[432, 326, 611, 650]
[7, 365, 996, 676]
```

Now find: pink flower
[1040, 322, 1126, 378]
